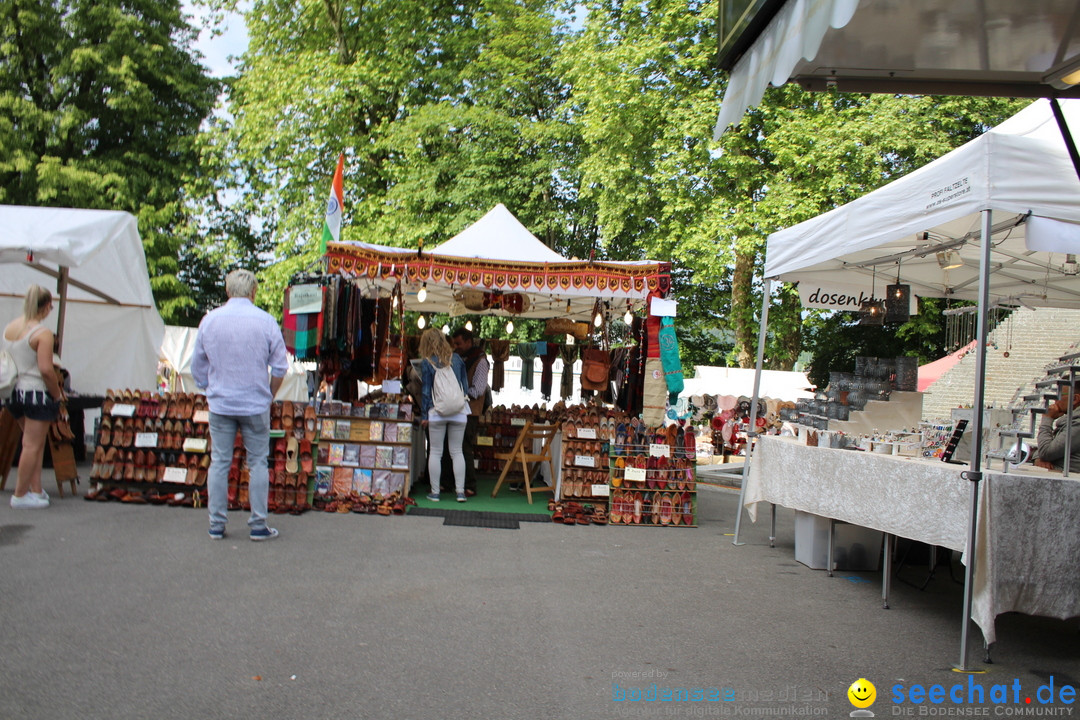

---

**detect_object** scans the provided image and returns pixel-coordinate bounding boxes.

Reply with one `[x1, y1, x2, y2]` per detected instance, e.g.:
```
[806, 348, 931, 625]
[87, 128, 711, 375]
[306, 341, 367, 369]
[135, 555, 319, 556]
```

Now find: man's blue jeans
[208, 410, 270, 532]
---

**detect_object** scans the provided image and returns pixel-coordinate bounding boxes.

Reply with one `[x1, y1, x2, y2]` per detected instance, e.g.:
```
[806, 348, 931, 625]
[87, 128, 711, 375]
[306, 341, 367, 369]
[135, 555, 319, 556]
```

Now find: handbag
[375, 284, 407, 383]
[0, 348, 18, 401]
[580, 348, 610, 391]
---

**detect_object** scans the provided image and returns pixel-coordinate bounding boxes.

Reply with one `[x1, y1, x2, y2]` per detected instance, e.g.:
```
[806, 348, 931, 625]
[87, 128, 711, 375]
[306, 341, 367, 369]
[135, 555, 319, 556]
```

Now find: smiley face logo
[848, 678, 876, 709]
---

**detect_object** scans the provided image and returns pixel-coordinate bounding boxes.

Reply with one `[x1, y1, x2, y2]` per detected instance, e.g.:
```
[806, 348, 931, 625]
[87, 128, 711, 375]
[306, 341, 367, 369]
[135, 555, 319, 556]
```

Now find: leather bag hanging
[375, 284, 407, 383]
[580, 348, 610, 391]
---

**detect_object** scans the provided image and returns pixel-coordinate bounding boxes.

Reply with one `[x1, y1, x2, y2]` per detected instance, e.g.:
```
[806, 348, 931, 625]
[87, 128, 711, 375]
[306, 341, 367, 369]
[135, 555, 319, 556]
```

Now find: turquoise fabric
[658, 316, 684, 399]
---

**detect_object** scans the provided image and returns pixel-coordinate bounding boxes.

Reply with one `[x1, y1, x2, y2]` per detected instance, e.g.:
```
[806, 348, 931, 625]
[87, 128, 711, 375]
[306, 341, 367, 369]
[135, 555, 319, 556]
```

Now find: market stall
[287, 203, 693, 525]
[735, 98, 1080, 654]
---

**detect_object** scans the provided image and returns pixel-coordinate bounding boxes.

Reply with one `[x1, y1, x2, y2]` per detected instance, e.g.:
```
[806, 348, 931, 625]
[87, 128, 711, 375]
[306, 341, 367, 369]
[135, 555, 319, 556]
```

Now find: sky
[184, 1, 249, 78]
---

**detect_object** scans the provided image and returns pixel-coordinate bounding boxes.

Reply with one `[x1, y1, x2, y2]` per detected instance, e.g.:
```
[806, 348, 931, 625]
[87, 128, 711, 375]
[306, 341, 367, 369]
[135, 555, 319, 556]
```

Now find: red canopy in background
[918, 342, 975, 392]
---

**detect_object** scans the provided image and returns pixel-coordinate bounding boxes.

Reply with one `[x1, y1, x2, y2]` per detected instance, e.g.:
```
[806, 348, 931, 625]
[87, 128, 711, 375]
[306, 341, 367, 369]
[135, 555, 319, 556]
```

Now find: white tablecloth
[745, 435, 1080, 644]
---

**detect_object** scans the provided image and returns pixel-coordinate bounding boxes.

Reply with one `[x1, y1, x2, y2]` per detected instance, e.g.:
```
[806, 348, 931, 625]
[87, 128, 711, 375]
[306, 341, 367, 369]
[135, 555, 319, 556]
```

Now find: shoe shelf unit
[476, 406, 555, 474]
[86, 390, 210, 503]
[313, 395, 415, 510]
[607, 424, 697, 527]
[266, 399, 319, 514]
[559, 435, 610, 504]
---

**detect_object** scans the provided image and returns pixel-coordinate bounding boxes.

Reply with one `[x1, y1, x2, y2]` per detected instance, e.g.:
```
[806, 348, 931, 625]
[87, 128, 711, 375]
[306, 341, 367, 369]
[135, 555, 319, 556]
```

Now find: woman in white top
[3, 285, 64, 509]
[418, 328, 469, 502]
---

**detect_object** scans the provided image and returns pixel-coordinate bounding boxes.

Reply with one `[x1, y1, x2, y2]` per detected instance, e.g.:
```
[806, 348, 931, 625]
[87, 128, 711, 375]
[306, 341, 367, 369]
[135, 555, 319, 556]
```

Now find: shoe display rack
[85, 390, 210, 505]
[476, 405, 557, 474]
[607, 420, 697, 527]
[266, 400, 318, 514]
[313, 394, 415, 513]
[557, 407, 625, 505]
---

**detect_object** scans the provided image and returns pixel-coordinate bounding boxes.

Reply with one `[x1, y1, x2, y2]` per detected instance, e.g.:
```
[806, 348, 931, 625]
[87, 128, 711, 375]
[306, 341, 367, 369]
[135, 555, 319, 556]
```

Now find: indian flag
[320, 153, 345, 253]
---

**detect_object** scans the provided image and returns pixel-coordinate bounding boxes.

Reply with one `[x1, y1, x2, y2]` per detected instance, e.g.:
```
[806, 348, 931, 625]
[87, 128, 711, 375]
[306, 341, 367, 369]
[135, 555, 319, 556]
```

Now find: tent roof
[324, 205, 671, 321]
[429, 204, 567, 263]
[0, 205, 164, 393]
[764, 99, 1080, 309]
[714, 0, 1080, 138]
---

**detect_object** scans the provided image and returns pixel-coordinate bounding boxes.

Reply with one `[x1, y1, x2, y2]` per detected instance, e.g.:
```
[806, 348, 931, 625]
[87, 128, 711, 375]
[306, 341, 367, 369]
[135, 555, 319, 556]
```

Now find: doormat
[407, 507, 551, 530]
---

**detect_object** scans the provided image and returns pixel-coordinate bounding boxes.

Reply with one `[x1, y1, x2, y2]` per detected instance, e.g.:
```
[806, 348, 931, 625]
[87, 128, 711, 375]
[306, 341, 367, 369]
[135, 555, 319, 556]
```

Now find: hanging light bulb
[442, 324, 450, 335]
[506, 320, 514, 334]
[417, 315, 427, 329]
[417, 283, 428, 303]
[624, 307, 633, 324]
[593, 312, 603, 327]
[465, 320, 474, 332]
[392, 293, 399, 309]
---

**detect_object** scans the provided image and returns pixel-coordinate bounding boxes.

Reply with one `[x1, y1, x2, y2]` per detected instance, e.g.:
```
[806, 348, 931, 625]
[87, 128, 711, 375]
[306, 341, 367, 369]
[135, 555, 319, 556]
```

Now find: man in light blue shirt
[192, 269, 289, 542]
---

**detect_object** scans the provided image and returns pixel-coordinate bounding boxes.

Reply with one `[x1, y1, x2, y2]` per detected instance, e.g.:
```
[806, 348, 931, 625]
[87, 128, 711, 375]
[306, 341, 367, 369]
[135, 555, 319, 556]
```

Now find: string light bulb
[624, 307, 633, 324]
[506, 320, 514, 334]
[465, 320, 473, 332]
[417, 315, 427, 329]
[417, 283, 427, 303]
[593, 312, 603, 327]
[442, 324, 450, 335]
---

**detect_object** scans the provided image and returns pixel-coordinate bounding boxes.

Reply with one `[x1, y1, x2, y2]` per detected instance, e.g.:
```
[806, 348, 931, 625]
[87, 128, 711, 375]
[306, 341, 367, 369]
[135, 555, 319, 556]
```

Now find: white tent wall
[0, 206, 165, 395]
[161, 325, 312, 401]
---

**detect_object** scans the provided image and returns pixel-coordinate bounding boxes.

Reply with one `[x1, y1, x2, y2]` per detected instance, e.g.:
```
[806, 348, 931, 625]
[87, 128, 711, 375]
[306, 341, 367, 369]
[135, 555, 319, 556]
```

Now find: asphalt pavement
[1, 464, 1076, 719]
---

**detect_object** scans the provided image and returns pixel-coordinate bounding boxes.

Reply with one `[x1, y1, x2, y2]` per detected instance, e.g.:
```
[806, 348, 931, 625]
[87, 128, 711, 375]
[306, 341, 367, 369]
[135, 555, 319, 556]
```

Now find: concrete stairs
[921, 308, 1080, 421]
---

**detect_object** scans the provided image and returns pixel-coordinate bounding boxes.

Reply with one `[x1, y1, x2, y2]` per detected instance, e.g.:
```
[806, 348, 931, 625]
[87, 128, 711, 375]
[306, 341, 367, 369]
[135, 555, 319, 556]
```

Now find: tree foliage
[0, 0, 219, 322]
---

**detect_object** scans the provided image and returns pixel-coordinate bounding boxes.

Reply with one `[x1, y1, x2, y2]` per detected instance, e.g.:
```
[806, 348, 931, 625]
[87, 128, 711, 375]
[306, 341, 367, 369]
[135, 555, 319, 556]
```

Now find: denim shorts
[6, 389, 60, 422]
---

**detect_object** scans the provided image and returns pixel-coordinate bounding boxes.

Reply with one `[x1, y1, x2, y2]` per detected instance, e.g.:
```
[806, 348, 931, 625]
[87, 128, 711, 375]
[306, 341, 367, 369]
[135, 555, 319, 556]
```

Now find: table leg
[882, 533, 892, 610]
[827, 519, 836, 578]
[769, 503, 776, 548]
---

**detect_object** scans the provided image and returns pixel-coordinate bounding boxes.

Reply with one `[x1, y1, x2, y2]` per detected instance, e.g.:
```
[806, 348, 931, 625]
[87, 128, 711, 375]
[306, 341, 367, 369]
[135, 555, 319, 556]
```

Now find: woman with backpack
[3, 285, 64, 509]
[418, 328, 470, 502]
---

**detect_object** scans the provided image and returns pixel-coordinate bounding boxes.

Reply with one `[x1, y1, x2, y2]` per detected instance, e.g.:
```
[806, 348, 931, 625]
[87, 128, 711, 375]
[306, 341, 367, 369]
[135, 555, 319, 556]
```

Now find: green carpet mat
[410, 473, 553, 515]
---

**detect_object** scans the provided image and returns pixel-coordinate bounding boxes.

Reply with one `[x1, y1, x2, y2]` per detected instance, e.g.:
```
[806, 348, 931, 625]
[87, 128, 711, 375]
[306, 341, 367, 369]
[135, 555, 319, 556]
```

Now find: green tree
[0, 0, 219, 322]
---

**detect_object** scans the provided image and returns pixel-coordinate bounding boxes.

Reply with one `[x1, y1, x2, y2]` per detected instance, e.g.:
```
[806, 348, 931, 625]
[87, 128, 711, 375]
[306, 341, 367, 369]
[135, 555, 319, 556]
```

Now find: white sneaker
[10, 493, 49, 509]
[33, 489, 49, 501]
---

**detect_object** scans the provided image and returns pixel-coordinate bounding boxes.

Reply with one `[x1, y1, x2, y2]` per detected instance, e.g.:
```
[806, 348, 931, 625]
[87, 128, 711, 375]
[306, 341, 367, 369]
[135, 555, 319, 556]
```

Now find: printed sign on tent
[796, 280, 917, 314]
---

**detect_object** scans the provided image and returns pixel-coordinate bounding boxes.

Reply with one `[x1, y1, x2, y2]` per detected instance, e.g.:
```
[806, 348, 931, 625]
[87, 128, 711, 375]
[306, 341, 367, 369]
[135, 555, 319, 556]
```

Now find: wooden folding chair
[490, 421, 557, 505]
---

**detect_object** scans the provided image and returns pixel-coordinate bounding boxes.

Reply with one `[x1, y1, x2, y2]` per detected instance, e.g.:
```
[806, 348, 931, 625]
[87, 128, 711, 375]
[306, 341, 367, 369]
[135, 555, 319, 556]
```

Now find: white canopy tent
[161, 325, 312, 401]
[0, 205, 164, 395]
[734, 98, 1080, 668]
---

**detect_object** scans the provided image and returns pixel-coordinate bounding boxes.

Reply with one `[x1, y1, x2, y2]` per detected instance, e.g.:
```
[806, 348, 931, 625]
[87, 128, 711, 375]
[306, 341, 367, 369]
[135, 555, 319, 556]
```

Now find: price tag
[111, 403, 136, 417]
[134, 432, 158, 448]
[574, 454, 596, 467]
[590, 484, 610, 497]
[183, 437, 208, 453]
[625, 466, 647, 482]
[510, 418, 527, 427]
[476, 436, 494, 447]
[193, 410, 209, 424]
[577, 427, 597, 440]
[162, 467, 189, 484]
[649, 443, 671, 458]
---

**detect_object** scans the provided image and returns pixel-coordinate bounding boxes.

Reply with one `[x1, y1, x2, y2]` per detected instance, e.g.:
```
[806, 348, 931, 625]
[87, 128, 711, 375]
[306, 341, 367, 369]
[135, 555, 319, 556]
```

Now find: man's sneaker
[456, 493, 467, 502]
[425, 493, 440, 502]
[10, 493, 49, 509]
[249, 527, 279, 542]
[208, 528, 226, 540]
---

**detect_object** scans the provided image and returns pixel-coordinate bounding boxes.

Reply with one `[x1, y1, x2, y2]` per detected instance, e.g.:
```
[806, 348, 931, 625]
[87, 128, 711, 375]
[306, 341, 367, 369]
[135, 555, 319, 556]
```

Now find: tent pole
[1050, 98, 1080, 184]
[957, 210, 992, 672]
[55, 266, 69, 356]
[733, 277, 771, 546]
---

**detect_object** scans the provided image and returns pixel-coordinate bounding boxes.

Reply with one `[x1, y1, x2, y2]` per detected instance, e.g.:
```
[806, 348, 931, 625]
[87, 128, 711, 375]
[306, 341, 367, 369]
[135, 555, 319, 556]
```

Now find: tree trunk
[731, 247, 756, 368]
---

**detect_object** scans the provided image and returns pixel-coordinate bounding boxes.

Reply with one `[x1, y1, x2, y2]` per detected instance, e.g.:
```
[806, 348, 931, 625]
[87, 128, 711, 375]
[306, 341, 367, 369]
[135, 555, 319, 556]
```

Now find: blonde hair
[419, 327, 453, 366]
[23, 285, 52, 321]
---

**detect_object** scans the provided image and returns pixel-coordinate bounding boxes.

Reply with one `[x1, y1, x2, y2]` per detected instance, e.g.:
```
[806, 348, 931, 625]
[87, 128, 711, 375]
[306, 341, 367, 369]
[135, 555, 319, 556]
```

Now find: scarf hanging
[516, 342, 537, 390]
[539, 342, 559, 400]
[560, 344, 578, 400]
[489, 339, 511, 392]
